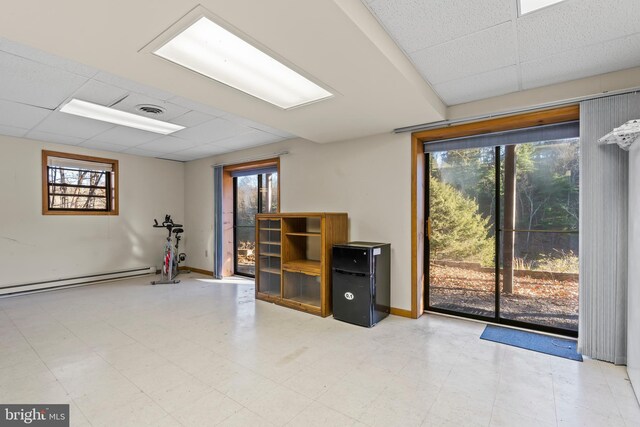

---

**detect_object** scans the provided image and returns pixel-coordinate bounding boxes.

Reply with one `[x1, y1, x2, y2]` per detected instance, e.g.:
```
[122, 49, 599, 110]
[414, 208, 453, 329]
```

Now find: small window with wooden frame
[42, 150, 119, 215]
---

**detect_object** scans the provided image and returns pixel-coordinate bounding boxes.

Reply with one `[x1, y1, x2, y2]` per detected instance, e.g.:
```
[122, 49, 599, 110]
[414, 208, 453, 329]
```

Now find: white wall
[0, 135, 185, 287]
[628, 143, 640, 397]
[184, 133, 413, 310]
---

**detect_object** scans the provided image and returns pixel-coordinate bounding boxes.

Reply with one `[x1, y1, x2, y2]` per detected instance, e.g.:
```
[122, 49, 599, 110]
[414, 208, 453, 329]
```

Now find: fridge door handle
[333, 268, 367, 277]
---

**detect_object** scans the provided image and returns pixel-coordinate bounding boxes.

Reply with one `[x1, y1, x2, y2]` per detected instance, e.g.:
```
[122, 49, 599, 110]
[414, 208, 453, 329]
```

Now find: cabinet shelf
[282, 259, 321, 276]
[255, 212, 347, 317]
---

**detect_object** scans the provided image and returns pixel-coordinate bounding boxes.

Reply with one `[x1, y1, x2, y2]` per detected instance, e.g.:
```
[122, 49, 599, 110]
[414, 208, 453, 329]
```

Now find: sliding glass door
[426, 133, 579, 335]
[233, 171, 278, 277]
[498, 140, 579, 332]
[428, 147, 497, 319]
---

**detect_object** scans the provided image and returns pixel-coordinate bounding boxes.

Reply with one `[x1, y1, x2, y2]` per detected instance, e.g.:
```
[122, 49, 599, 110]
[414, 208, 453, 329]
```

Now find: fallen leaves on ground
[429, 264, 578, 330]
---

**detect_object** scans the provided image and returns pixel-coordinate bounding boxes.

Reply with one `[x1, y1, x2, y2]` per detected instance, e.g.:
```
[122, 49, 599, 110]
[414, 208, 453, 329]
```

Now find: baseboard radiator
[0, 266, 155, 297]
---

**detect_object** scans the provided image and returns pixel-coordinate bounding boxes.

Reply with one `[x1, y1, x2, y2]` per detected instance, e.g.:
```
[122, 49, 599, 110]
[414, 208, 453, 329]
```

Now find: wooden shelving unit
[255, 212, 348, 317]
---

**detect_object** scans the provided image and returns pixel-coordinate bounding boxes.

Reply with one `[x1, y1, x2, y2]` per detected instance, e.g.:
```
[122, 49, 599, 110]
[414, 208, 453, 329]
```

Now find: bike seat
[172, 228, 184, 234]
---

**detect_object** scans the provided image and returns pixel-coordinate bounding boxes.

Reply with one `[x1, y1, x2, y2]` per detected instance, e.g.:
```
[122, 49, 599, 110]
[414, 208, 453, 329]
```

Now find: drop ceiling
[363, 0, 640, 105]
[0, 36, 292, 161]
[0, 0, 639, 161]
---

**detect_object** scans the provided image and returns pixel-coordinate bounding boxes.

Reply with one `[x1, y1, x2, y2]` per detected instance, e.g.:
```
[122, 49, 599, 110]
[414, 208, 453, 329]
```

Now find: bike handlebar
[153, 215, 183, 229]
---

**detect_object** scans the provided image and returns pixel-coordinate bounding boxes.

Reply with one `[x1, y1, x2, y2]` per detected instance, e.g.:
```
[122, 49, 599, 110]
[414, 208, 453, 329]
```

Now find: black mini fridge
[332, 242, 390, 327]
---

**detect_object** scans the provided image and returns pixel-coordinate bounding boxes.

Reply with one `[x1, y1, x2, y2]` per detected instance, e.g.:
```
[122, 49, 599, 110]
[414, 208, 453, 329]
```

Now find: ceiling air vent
[136, 104, 165, 115]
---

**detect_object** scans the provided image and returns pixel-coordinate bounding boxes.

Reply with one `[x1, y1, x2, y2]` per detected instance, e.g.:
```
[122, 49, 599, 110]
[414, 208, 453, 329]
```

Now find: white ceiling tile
[136, 136, 196, 153]
[434, 66, 519, 105]
[168, 96, 228, 117]
[169, 110, 217, 127]
[366, 0, 515, 53]
[110, 93, 189, 121]
[122, 147, 167, 157]
[32, 111, 114, 139]
[0, 124, 28, 138]
[212, 131, 285, 150]
[25, 130, 85, 146]
[171, 144, 228, 158]
[0, 51, 88, 109]
[517, 0, 640, 62]
[89, 126, 162, 146]
[0, 99, 50, 129]
[70, 80, 129, 107]
[411, 22, 517, 85]
[79, 140, 130, 153]
[0, 36, 98, 78]
[93, 71, 175, 101]
[156, 153, 195, 162]
[222, 114, 296, 138]
[173, 118, 253, 144]
[522, 34, 640, 90]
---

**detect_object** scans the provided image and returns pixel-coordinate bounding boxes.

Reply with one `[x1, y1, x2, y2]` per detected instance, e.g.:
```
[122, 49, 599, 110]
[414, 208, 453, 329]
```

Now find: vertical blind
[579, 92, 640, 364]
[213, 166, 224, 279]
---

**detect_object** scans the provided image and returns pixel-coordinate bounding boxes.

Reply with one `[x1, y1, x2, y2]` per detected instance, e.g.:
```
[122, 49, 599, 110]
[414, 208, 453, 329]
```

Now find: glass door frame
[233, 173, 276, 278]
[424, 146, 578, 338]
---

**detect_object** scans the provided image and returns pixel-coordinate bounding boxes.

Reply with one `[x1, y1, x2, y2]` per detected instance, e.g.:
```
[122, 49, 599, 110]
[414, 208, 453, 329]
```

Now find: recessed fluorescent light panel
[153, 17, 333, 109]
[60, 99, 185, 135]
[519, 0, 566, 15]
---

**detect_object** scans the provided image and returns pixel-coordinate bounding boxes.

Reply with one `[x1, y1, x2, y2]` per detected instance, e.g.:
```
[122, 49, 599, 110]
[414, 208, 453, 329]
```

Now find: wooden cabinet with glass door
[255, 212, 348, 317]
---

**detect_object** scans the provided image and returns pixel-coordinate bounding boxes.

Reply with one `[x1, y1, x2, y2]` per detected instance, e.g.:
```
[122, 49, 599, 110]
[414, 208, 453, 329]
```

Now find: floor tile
[170, 389, 242, 426]
[286, 401, 358, 426]
[0, 274, 638, 426]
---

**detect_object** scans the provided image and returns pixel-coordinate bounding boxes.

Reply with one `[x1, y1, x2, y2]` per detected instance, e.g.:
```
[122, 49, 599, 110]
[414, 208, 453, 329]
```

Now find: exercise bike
[151, 215, 187, 285]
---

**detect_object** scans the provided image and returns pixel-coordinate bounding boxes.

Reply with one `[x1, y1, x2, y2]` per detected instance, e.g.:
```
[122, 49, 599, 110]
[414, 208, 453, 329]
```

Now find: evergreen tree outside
[429, 176, 494, 266]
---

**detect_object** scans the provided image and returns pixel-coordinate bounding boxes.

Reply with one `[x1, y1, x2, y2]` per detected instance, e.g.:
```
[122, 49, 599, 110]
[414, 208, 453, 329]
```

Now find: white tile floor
[0, 273, 638, 427]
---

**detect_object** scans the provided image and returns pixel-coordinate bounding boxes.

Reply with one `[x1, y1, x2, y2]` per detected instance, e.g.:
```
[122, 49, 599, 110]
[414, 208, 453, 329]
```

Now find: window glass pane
[500, 138, 579, 332]
[235, 175, 258, 226]
[260, 172, 278, 213]
[49, 186, 107, 198]
[49, 195, 108, 210]
[235, 226, 256, 276]
[43, 152, 117, 214]
[428, 148, 496, 318]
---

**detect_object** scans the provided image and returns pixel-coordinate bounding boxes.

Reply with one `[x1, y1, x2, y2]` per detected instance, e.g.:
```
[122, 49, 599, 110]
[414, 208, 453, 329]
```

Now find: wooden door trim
[411, 105, 579, 319]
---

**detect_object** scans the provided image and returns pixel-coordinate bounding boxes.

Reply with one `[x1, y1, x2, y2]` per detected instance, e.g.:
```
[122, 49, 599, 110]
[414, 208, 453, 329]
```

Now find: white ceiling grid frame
[31, 111, 115, 140]
[0, 37, 97, 78]
[0, 50, 89, 109]
[69, 80, 129, 108]
[211, 130, 284, 149]
[0, 98, 50, 130]
[365, 0, 515, 54]
[364, 0, 640, 105]
[87, 126, 163, 146]
[435, 65, 520, 106]
[409, 21, 518, 85]
[0, 124, 28, 138]
[0, 35, 296, 161]
[80, 140, 131, 153]
[521, 33, 640, 90]
[136, 135, 197, 153]
[25, 130, 85, 146]
[172, 117, 257, 145]
[516, 0, 640, 62]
